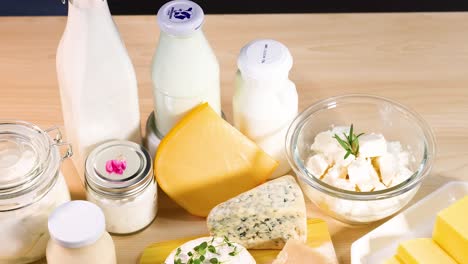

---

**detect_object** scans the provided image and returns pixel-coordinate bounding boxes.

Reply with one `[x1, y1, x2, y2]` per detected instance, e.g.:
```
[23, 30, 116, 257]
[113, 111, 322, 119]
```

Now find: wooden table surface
[1, 12, 468, 264]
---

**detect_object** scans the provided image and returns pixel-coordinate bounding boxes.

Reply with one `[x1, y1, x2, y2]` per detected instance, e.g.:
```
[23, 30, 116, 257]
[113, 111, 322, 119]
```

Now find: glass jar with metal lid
[85, 140, 157, 234]
[0, 121, 72, 264]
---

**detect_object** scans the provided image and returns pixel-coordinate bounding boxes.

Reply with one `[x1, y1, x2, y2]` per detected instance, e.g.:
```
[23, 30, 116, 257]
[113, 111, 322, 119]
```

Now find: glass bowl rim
[285, 94, 436, 201]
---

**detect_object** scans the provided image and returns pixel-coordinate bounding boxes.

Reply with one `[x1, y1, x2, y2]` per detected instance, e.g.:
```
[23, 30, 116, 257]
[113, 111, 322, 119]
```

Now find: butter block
[384, 256, 402, 264]
[433, 195, 468, 264]
[396, 238, 457, 264]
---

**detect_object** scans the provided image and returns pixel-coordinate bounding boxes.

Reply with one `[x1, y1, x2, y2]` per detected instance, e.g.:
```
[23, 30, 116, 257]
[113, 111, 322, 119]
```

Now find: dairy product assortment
[1, 0, 461, 264]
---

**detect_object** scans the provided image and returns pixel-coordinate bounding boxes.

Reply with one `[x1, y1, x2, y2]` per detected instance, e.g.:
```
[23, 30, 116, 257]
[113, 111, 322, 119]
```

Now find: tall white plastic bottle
[56, 0, 141, 177]
[152, 0, 221, 136]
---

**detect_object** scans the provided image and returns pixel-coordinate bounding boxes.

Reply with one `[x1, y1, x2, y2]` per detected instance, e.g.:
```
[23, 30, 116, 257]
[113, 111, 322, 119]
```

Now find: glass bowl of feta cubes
[285, 94, 436, 224]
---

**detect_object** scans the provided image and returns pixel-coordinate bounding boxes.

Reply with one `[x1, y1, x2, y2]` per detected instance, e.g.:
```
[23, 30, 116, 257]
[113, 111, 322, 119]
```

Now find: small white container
[46, 201, 116, 264]
[233, 39, 298, 179]
[0, 121, 72, 264]
[152, 0, 221, 136]
[85, 140, 157, 234]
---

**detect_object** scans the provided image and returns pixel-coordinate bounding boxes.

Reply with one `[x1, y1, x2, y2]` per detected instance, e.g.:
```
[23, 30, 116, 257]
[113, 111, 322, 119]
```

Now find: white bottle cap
[48, 200, 106, 248]
[157, 0, 204, 37]
[237, 39, 293, 80]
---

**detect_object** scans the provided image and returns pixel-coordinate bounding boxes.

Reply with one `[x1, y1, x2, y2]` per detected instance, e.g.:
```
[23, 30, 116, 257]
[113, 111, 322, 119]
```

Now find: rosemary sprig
[333, 124, 364, 159]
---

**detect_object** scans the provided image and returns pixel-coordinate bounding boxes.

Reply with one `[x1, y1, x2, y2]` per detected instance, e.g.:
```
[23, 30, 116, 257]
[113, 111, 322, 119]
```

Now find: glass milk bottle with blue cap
[152, 0, 221, 136]
[233, 39, 298, 179]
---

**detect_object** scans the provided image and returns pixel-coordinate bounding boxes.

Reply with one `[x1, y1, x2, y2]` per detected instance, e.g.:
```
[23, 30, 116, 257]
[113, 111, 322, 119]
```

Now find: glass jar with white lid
[85, 140, 157, 235]
[0, 121, 72, 264]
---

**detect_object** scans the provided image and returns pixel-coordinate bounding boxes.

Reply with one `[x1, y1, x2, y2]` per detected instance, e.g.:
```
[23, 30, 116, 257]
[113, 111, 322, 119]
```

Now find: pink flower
[105, 159, 127, 175]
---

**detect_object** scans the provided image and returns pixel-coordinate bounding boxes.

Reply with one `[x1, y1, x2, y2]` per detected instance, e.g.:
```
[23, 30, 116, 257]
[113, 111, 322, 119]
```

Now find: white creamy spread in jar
[86, 178, 157, 234]
[0, 122, 72, 264]
[0, 174, 70, 264]
[85, 140, 157, 234]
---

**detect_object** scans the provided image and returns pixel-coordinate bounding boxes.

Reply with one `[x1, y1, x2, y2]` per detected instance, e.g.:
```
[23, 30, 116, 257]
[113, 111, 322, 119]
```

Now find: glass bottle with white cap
[0, 121, 71, 264]
[233, 39, 298, 179]
[151, 0, 221, 136]
[46, 200, 116, 264]
[85, 140, 157, 235]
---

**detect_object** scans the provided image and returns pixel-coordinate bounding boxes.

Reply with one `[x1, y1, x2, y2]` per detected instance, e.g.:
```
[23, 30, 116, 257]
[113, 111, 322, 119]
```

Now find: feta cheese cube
[310, 131, 342, 155]
[348, 157, 381, 191]
[376, 154, 398, 186]
[359, 133, 387, 158]
[387, 141, 402, 154]
[325, 164, 347, 180]
[391, 167, 414, 187]
[306, 154, 330, 179]
[322, 177, 355, 191]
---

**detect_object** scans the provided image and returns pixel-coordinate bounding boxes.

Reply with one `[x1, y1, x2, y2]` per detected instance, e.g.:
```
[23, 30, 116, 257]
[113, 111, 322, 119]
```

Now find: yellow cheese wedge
[384, 255, 403, 264]
[433, 195, 468, 264]
[396, 238, 457, 264]
[155, 103, 278, 217]
[139, 219, 336, 264]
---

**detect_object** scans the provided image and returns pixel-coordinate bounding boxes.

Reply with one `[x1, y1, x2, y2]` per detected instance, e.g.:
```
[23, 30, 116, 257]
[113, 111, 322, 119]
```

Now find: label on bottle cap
[157, 0, 204, 36]
[237, 39, 293, 80]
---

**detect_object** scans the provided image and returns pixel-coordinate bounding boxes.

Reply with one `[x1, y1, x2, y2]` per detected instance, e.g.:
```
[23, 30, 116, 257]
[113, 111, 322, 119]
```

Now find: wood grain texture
[0, 13, 467, 264]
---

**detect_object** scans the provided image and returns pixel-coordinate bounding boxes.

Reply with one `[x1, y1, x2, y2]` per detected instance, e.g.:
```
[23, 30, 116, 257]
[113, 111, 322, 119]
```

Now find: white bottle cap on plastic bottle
[237, 39, 293, 80]
[48, 200, 106, 248]
[157, 0, 204, 37]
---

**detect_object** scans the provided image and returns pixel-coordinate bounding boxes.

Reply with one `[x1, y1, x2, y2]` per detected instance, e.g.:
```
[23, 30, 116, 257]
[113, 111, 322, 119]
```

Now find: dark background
[2, 0, 468, 16]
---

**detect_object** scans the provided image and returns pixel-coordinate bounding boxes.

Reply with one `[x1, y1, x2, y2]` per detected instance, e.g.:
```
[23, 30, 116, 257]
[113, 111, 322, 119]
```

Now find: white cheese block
[347, 157, 381, 191]
[311, 131, 342, 155]
[376, 154, 398, 186]
[164, 236, 255, 264]
[207, 175, 307, 249]
[306, 154, 330, 178]
[359, 133, 387, 158]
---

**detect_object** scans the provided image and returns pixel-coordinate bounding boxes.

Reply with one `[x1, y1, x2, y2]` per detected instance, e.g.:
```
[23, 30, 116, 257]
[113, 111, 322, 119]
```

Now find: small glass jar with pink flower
[85, 140, 157, 234]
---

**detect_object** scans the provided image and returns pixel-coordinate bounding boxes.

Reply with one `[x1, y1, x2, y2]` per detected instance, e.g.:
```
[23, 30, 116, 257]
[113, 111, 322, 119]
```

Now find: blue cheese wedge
[207, 175, 307, 249]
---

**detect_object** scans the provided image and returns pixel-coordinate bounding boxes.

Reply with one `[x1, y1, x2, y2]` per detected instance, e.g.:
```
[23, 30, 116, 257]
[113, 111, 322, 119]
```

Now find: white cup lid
[157, 0, 204, 36]
[48, 201, 106, 248]
[237, 39, 293, 80]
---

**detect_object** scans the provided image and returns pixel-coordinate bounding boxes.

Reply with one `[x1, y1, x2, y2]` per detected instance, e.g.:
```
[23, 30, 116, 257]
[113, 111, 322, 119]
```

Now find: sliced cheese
[433, 195, 468, 264]
[155, 103, 278, 217]
[396, 238, 457, 264]
[207, 175, 307, 249]
[272, 239, 337, 264]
